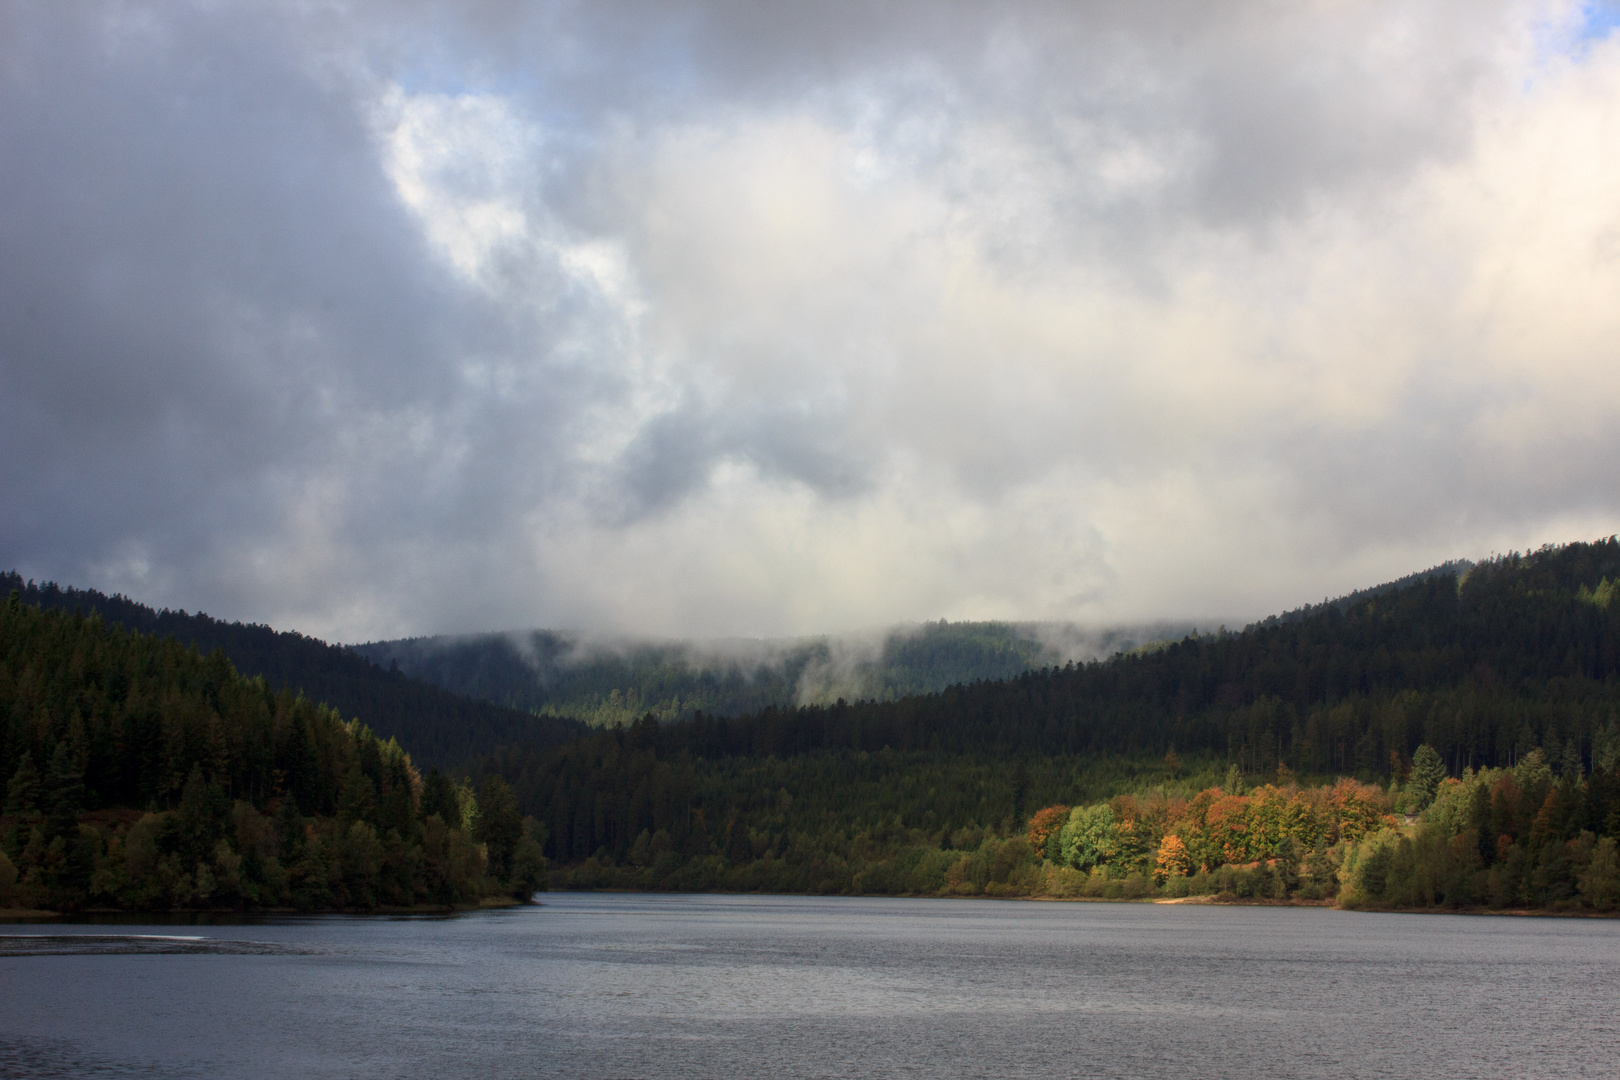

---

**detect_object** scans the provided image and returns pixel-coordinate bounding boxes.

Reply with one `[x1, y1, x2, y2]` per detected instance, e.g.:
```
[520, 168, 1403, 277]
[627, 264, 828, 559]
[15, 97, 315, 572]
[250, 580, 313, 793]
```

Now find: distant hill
[0, 572, 587, 767]
[355, 619, 1204, 728]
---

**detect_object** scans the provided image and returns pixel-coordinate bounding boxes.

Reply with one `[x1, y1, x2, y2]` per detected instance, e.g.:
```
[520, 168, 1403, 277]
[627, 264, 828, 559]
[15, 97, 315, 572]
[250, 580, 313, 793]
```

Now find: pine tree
[418, 768, 460, 826]
[42, 744, 83, 841]
[1225, 763, 1243, 797]
[336, 769, 377, 830]
[4, 754, 40, 816]
[1407, 744, 1446, 812]
[277, 794, 306, 862]
[176, 764, 227, 868]
[476, 775, 523, 882]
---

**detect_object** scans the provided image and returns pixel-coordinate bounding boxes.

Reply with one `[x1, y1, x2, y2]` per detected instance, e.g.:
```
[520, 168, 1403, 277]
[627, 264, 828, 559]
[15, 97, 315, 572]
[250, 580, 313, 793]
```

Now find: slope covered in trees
[0, 572, 587, 767]
[0, 595, 546, 912]
[481, 540, 1620, 911]
[357, 620, 1193, 727]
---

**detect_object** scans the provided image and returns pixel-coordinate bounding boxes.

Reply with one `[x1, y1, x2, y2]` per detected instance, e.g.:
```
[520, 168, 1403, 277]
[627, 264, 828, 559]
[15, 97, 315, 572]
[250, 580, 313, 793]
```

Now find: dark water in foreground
[2, 894, 1618, 1079]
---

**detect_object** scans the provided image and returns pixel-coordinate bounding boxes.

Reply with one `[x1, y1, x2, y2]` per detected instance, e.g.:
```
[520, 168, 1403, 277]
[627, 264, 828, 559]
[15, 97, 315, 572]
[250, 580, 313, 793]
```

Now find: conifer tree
[336, 769, 377, 830]
[4, 754, 39, 817]
[1407, 745, 1446, 812]
[419, 768, 459, 825]
[475, 775, 523, 882]
[42, 744, 83, 841]
[176, 764, 226, 868]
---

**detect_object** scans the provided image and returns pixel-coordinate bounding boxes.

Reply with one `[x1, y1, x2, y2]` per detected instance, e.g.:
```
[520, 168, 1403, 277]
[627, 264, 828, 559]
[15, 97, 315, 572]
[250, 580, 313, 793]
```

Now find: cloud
[2, 0, 1618, 642]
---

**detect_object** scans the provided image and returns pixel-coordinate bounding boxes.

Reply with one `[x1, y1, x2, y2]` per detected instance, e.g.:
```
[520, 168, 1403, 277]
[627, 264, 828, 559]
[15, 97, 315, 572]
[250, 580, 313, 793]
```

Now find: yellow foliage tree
[1154, 833, 1192, 883]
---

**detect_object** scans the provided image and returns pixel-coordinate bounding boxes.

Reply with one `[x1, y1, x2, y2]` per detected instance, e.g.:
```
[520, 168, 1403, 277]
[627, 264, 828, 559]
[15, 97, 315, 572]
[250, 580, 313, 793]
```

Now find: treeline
[517, 726, 1396, 899]
[487, 721, 1361, 896]
[0, 595, 545, 912]
[474, 724, 1239, 869]
[530, 739, 1181, 897]
[1, 571, 587, 766]
[539, 745, 1620, 911]
[544, 777, 1380, 906]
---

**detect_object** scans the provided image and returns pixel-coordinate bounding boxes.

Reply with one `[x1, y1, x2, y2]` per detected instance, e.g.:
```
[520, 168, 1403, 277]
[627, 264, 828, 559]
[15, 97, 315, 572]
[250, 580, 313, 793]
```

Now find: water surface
[2, 894, 1616, 1078]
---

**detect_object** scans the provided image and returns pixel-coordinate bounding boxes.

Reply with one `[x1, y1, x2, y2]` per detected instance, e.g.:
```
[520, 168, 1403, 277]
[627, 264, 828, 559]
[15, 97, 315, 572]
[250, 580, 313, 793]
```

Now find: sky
[3, 0, 1620, 644]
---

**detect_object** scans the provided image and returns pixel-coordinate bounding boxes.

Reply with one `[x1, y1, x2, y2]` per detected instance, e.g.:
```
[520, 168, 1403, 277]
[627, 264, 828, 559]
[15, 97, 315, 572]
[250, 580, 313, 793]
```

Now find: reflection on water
[0, 934, 316, 957]
[3, 895, 1620, 1079]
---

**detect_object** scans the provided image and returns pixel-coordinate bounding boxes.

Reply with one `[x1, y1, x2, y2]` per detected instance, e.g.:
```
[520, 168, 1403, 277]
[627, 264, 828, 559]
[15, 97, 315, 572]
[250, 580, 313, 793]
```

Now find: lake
[2, 894, 1618, 1078]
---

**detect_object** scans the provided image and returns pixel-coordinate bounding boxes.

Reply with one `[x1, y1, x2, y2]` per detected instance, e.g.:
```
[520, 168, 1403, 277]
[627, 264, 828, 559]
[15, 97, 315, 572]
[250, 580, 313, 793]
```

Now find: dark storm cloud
[0, 8, 441, 554]
[0, 3, 614, 630]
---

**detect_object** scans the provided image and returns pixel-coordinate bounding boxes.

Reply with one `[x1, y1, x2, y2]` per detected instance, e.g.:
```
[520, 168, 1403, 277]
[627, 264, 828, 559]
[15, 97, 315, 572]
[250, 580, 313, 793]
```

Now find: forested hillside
[0, 596, 546, 912]
[358, 620, 1193, 727]
[481, 540, 1620, 911]
[16, 540, 1620, 913]
[0, 572, 587, 766]
[533, 542, 1620, 775]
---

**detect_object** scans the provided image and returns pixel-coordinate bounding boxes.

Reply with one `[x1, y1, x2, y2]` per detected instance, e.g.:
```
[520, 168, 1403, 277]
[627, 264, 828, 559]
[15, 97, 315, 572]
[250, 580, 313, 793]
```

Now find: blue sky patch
[1580, 1, 1620, 41]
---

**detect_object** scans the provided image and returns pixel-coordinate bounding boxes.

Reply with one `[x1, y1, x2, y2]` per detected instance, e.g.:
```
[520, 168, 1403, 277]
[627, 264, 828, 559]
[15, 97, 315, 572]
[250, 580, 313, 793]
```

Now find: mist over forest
[353, 559, 1476, 729]
[354, 619, 1209, 728]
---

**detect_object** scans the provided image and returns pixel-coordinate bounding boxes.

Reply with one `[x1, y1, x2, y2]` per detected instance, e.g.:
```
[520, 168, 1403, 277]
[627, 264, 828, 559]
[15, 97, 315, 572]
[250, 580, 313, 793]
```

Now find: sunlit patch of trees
[0, 594, 546, 912]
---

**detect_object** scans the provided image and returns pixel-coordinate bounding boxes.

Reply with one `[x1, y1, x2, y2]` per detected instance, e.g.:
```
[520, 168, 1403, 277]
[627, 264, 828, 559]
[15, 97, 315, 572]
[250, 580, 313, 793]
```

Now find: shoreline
[549, 887, 1620, 919]
[7, 890, 1616, 921]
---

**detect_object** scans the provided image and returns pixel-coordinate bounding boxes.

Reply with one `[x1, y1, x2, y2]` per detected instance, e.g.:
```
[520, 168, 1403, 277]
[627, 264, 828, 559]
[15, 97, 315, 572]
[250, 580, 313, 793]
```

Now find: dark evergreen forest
[0, 596, 546, 912]
[0, 572, 586, 767]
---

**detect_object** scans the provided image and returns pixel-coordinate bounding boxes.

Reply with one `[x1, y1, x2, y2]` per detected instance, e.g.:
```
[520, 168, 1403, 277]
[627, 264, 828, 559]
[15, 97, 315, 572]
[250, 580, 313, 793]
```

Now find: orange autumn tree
[1034, 777, 1394, 880]
[1155, 834, 1192, 883]
[1246, 784, 1302, 855]
[1027, 804, 1071, 860]
[1205, 792, 1254, 864]
[1107, 795, 1153, 876]
[1322, 777, 1396, 843]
